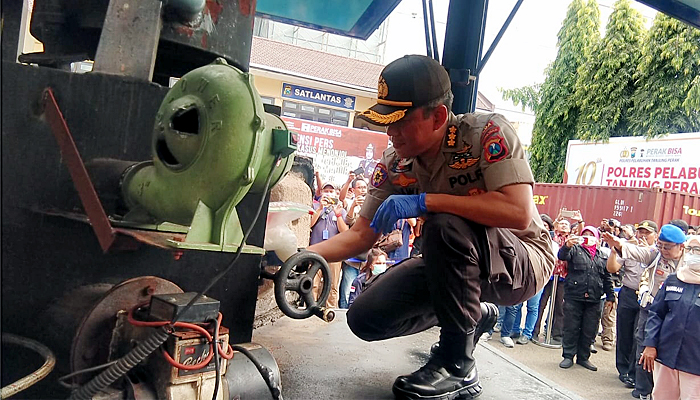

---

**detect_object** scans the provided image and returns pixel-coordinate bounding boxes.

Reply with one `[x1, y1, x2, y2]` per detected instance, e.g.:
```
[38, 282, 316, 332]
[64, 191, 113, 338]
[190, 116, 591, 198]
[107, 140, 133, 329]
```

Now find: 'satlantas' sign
[282, 83, 355, 110]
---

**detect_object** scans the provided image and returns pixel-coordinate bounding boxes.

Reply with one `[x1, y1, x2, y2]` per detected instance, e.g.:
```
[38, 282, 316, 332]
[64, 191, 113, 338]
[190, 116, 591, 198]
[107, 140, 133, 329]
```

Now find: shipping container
[533, 183, 700, 229]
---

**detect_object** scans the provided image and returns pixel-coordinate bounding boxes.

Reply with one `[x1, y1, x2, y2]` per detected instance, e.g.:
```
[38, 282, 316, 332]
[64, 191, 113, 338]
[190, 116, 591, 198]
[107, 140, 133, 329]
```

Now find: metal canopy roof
[255, 0, 402, 40]
[637, 0, 700, 29]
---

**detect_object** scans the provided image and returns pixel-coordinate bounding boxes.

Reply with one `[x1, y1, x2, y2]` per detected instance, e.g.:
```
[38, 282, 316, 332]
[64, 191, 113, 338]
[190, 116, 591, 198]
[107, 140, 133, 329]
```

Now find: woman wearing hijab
[558, 226, 615, 371]
[639, 235, 700, 400]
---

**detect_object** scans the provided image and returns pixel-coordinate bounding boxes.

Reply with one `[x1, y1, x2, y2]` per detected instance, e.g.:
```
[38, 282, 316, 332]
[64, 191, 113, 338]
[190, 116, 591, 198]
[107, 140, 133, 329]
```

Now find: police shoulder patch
[480, 120, 501, 144]
[483, 135, 509, 163]
[372, 163, 389, 187]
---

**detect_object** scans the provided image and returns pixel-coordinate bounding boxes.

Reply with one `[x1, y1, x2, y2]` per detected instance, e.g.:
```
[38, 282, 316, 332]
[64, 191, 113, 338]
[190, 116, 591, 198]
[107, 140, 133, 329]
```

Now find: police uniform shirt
[621, 244, 677, 296]
[359, 112, 555, 288]
[619, 257, 645, 290]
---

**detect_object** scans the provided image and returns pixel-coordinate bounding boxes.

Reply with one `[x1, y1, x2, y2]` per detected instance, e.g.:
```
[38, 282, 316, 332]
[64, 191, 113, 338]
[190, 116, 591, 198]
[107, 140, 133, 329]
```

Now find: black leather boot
[430, 302, 499, 355]
[473, 303, 498, 345]
[393, 330, 481, 400]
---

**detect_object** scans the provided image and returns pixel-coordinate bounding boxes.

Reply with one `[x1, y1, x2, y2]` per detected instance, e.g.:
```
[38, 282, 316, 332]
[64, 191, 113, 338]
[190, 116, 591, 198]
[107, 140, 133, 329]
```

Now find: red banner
[282, 117, 390, 185]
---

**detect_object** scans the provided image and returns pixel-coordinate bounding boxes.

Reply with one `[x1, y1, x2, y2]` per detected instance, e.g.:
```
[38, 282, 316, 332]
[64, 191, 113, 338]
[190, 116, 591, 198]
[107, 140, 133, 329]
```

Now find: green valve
[272, 129, 297, 158]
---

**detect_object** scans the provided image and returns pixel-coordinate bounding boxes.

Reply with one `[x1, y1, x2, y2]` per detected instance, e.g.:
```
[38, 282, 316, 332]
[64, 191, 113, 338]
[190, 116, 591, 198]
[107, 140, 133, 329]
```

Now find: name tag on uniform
[322, 230, 329, 240]
[666, 286, 683, 293]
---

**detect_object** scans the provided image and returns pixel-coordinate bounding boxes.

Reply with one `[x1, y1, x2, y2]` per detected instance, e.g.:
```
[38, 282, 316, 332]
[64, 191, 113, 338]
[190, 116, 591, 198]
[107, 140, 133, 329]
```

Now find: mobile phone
[353, 166, 365, 176]
[561, 209, 575, 218]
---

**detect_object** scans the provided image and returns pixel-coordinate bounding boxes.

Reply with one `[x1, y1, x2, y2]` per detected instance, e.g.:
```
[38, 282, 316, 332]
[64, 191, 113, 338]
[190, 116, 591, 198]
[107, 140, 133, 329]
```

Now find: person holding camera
[602, 224, 686, 400]
[558, 226, 614, 371]
[310, 182, 348, 309]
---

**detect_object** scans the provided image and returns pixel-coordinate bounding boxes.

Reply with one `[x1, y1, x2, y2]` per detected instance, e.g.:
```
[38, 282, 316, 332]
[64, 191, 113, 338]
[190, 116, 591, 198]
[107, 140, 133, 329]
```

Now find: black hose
[69, 328, 170, 400]
[212, 319, 221, 400]
[230, 345, 283, 400]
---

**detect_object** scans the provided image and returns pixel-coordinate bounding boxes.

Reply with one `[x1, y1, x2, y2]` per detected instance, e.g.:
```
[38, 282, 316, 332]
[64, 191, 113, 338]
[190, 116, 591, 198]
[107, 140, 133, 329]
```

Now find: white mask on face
[685, 254, 700, 271]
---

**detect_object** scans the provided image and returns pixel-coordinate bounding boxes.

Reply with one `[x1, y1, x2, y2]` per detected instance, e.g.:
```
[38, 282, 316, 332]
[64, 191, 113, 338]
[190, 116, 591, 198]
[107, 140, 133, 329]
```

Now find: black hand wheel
[274, 251, 331, 319]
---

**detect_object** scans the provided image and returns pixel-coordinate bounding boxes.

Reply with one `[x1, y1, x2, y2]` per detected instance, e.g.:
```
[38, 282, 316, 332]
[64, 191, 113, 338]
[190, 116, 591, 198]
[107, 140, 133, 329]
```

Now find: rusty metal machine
[1, 1, 335, 398]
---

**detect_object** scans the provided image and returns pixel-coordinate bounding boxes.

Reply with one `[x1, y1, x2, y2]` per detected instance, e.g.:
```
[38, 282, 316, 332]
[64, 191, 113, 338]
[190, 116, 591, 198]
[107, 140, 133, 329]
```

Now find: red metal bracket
[42, 88, 117, 253]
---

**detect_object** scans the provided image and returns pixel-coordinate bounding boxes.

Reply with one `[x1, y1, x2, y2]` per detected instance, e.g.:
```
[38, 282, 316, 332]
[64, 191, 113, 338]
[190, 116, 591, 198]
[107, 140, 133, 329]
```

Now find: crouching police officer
[307, 55, 555, 399]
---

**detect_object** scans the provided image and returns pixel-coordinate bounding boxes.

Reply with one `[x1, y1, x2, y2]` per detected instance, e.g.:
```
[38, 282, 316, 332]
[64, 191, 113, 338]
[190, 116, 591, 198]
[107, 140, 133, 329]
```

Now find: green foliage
[684, 75, 700, 111]
[499, 84, 541, 112]
[528, 0, 601, 182]
[574, 0, 646, 141]
[629, 14, 700, 137]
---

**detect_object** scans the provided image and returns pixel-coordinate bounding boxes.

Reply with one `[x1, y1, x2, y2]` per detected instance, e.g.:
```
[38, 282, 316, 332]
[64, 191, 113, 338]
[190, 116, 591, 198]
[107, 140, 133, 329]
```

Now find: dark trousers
[533, 278, 565, 341]
[562, 299, 602, 361]
[615, 286, 640, 379]
[635, 308, 653, 396]
[347, 214, 536, 342]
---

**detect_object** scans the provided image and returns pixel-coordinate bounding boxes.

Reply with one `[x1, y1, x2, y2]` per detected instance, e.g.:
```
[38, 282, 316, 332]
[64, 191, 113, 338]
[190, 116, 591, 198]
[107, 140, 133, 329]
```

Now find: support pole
[421, 0, 433, 58]
[535, 275, 562, 349]
[442, 0, 488, 113]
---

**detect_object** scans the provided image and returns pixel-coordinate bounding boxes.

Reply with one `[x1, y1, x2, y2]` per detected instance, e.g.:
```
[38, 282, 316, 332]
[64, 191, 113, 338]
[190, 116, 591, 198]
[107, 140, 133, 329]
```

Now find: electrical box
[149, 292, 220, 323]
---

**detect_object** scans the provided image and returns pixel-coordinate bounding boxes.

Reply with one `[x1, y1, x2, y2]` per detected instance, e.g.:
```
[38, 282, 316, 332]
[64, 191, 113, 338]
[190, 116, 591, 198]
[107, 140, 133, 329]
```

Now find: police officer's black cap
[357, 55, 452, 126]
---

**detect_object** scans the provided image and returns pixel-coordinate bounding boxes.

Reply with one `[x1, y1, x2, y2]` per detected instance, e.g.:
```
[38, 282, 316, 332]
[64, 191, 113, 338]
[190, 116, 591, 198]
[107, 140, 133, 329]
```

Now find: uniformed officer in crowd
[602, 223, 687, 400]
[606, 220, 657, 389]
[306, 54, 555, 400]
[639, 234, 700, 400]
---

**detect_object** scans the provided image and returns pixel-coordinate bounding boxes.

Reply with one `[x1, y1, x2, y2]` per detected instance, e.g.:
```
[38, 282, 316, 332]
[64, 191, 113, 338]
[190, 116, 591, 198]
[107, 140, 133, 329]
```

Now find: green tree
[500, 84, 541, 113]
[629, 13, 700, 137]
[575, 0, 646, 140]
[528, 0, 601, 182]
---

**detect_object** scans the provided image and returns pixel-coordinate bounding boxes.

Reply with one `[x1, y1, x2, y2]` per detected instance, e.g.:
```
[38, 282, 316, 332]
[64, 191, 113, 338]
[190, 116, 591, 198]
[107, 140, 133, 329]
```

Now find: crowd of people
[479, 209, 699, 400]
[310, 169, 420, 310]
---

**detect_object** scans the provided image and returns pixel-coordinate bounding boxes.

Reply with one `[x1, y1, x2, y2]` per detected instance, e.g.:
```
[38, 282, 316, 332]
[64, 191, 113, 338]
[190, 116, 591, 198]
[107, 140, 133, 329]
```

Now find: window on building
[282, 100, 349, 126]
[260, 96, 276, 105]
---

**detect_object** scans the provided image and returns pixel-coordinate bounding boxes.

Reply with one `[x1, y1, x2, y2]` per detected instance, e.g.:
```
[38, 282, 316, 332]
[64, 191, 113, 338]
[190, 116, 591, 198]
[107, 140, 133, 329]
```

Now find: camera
[353, 166, 365, 176]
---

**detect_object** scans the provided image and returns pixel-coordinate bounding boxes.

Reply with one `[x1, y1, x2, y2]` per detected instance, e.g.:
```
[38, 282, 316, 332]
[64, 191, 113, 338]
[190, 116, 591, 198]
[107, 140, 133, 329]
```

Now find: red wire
[127, 304, 234, 369]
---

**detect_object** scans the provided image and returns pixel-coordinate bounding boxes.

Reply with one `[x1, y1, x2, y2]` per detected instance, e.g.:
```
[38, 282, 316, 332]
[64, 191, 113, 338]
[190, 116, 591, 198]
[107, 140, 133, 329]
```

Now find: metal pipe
[546, 276, 557, 343]
[428, 0, 440, 62]
[421, 0, 433, 58]
[1, 334, 56, 399]
[534, 275, 562, 349]
[476, 0, 524, 75]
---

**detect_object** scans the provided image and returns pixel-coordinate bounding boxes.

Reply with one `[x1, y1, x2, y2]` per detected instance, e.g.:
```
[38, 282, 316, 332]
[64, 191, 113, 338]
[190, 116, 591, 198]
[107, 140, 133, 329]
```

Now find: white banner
[564, 133, 700, 195]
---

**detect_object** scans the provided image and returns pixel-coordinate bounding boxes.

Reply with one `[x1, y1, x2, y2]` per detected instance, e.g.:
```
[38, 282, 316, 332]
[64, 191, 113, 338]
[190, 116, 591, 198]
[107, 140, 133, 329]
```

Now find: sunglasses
[656, 241, 680, 251]
[687, 246, 700, 255]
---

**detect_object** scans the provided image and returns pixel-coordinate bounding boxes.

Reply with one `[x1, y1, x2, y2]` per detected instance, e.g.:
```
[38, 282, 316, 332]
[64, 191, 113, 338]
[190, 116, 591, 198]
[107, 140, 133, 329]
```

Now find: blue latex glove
[370, 193, 427, 234]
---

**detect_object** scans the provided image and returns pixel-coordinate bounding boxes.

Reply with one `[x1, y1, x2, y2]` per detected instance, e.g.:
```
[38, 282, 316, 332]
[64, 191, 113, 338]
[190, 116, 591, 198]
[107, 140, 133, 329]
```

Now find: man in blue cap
[602, 223, 686, 400]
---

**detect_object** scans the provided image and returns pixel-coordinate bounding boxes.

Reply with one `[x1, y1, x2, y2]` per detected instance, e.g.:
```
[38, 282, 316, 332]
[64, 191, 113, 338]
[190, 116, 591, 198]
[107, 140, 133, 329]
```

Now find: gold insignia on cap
[378, 76, 388, 99]
[361, 109, 406, 125]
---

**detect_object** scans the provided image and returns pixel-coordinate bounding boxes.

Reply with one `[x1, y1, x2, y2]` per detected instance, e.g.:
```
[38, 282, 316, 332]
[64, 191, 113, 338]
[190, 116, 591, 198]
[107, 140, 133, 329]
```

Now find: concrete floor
[253, 310, 585, 400]
[485, 333, 634, 400]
